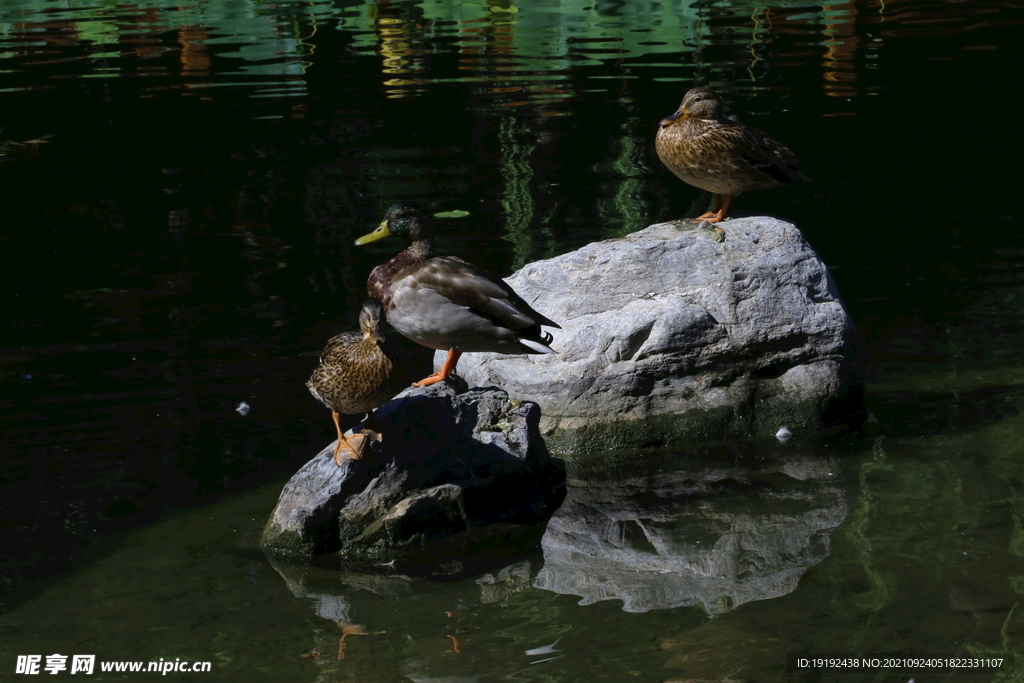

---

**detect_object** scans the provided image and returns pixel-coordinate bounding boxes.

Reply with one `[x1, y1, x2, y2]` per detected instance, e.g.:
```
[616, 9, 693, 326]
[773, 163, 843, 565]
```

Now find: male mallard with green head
[655, 85, 810, 223]
[307, 298, 405, 463]
[355, 203, 559, 387]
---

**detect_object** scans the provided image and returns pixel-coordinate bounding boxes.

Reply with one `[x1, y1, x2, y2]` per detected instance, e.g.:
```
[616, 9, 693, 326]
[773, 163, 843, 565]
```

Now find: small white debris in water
[236, 401, 251, 416]
[775, 426, 792, 443]
[525, 639, 561, 656]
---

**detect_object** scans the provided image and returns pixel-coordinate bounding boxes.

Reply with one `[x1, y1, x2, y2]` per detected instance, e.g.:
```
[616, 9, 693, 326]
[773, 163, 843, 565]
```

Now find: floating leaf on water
[433, 210, 470, 218]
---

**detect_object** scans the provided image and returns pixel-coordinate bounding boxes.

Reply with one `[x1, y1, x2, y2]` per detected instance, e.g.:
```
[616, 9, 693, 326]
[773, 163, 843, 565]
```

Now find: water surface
[2, 0, 1024, 680]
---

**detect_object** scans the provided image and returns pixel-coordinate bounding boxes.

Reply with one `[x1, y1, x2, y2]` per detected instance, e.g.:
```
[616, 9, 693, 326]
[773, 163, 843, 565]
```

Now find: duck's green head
[355, 202, 431, 246]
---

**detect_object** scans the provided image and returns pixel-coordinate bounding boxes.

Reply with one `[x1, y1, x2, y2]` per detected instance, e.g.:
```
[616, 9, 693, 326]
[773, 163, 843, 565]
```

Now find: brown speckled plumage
[306, 298, 405, 462]
[655, 85, 810, 223]
[355, 202, 560, 387]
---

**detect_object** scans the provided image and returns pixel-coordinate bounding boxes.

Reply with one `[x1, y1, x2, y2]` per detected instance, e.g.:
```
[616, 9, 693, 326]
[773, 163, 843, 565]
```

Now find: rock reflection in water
[534, 449, 847, 614]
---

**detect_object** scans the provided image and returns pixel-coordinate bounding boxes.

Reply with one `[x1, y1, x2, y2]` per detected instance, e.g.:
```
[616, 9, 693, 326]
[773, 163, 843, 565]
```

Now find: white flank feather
[520, 338, 556, 354]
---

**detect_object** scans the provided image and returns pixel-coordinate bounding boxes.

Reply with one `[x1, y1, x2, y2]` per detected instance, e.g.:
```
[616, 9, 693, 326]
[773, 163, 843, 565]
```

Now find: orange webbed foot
[332, 430, 381, 464]
[692, 194, 732, 224]
[412, 349, 463, 387]
[412, 373, 446, 387]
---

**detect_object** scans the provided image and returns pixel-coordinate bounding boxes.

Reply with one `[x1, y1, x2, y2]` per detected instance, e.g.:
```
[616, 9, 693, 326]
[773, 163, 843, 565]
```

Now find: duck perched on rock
[355, 203, 560, 387]
[307, 298, 405, 463]
[655, 85, 810, 224]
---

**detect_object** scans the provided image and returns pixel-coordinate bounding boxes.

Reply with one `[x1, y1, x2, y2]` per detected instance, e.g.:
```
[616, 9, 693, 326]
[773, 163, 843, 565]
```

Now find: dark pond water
[3, 0, 1024, 680]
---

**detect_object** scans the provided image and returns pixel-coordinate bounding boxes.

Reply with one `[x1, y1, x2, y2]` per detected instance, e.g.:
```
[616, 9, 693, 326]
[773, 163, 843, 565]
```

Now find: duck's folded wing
[735, 126, 811, 184]
[411, 257, 560, 331]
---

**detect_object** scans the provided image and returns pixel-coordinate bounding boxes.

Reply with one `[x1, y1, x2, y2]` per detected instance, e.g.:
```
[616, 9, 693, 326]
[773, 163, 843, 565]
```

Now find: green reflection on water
[499, 116, 538, 270]
[594, 105, 654, 239]
[2, 0, 857, 84]
[0, 0, 329, 83]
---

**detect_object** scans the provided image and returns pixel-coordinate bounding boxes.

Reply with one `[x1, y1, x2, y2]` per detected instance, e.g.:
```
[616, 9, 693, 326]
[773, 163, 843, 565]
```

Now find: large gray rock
[450, 217, 861, 453]
[261, 381, 565, 562]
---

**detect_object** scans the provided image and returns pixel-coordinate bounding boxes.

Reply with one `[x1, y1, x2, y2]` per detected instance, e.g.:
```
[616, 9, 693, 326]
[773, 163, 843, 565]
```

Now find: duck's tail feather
[520, 336, 557, 354]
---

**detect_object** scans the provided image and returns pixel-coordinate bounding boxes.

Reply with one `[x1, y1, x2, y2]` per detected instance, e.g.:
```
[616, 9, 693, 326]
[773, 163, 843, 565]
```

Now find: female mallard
[655, 85, 810, 223]
[355, 203, 559, 387]
[307, 298, 405, 463]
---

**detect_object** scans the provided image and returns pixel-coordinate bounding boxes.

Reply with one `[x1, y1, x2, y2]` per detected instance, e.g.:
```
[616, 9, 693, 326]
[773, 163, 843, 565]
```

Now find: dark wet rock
[261, 381, 565, 562]
[533, 450, 847, 614]
[451, 217, 864, 453]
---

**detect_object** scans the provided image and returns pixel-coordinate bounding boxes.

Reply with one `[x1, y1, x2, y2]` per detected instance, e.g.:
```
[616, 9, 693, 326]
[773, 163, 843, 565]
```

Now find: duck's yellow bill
[354, 221, 392, 246]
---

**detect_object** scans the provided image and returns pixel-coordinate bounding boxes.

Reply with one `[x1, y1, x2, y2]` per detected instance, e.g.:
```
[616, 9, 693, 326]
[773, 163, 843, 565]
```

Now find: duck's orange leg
[412, 349, 462, 387]
[331, 411, 378, 464]
[693, 194, 733, 223]
[332, 411, 360, 463]
[710, 194, 732, 223]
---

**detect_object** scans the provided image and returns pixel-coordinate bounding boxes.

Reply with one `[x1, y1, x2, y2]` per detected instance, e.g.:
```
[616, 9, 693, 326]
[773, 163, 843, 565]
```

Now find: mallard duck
[655, 85, 810, 223]
[354, 202, 560, 387]
[307, 298, 405, 463]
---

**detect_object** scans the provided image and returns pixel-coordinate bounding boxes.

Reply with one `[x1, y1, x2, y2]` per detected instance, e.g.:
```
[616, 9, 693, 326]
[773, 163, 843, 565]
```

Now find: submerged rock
[451, 216, 863, 453]
[261, 381, 565, 562]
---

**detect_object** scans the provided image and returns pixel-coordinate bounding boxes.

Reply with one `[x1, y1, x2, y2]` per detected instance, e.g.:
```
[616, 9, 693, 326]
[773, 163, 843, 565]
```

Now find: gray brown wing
[406, 256, 560, 332]
[700, 121, 810, 185]
[733, 123, 811, 184]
